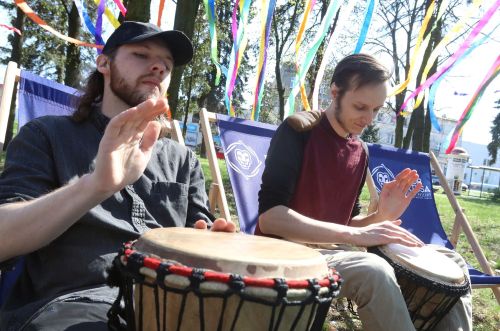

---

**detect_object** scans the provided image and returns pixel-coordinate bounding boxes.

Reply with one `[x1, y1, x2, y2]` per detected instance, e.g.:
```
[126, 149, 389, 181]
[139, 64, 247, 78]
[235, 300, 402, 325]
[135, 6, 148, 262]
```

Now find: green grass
[0, 151, 5, 171]
[199, 156, 500, 331]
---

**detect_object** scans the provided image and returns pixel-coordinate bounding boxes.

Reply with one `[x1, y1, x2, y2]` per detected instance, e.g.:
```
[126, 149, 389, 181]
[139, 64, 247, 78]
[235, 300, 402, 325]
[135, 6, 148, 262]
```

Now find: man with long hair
[257, 54, 472, 330]
[0, 21, 234, 330]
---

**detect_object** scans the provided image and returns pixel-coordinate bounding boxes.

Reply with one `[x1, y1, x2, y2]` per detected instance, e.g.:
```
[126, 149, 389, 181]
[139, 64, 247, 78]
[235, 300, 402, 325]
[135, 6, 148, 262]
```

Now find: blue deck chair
[0, 62, 81, 306]
[0, 62, 184, 306]
[200, 108, 277, 234]
[366, 143, 500, 304]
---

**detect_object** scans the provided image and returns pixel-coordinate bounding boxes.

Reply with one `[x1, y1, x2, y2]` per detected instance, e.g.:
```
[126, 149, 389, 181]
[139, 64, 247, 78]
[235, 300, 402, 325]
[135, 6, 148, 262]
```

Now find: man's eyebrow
[354, 101, 384, 109]
[131, 44, 174, 64]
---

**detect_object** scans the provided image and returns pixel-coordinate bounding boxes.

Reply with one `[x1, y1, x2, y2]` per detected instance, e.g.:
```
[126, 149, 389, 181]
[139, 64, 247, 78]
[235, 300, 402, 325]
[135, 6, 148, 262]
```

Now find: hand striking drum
[107, 228, 342, 331]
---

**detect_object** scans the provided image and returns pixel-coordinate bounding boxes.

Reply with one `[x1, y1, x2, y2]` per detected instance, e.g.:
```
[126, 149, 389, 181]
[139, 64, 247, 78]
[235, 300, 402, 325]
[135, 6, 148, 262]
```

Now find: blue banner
[216, 114, 277, 234]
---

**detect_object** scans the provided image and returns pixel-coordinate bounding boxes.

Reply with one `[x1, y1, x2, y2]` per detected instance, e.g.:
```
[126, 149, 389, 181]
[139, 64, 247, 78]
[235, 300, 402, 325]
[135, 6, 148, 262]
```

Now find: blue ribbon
[354, 0, 376, 53]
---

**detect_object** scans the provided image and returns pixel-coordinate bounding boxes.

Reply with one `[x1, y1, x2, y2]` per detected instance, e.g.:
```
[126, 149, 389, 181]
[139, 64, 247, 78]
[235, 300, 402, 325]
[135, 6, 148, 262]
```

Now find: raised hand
[376, 168, 423, 221]
[89, 98, 168, 196]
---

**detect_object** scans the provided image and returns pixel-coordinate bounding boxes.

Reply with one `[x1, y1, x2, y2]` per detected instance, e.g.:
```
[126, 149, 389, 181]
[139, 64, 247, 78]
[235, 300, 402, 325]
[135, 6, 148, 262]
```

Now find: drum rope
[368, 247, 470, 331]
[107, 242, 343, 331]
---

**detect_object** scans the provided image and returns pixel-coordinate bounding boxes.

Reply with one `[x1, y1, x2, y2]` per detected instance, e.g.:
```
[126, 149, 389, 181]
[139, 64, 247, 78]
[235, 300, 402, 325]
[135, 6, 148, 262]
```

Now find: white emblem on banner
[371, 163, 431, 199]
[371, 164, 395, 193]
[225, 140, 262, 180]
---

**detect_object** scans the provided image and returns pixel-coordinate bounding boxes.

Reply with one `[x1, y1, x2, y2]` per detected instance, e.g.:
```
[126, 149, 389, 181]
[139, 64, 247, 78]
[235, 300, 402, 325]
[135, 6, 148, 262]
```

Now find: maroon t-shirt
[256, 112, 367, 236]
[289, 116, 367, 225]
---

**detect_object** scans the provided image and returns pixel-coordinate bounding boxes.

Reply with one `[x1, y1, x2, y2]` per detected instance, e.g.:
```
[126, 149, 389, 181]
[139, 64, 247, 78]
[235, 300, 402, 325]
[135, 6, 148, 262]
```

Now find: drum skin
[369, 244, 470, 331]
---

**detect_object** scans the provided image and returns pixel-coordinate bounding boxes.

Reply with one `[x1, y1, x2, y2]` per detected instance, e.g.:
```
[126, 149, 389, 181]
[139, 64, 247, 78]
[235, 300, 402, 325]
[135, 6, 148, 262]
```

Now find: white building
[373, 109, 499, 190]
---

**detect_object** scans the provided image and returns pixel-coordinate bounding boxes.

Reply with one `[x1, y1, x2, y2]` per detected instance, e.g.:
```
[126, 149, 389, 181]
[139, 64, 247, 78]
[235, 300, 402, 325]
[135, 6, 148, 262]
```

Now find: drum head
[379, 244, 465, 284]
[134, 228, 329, 279]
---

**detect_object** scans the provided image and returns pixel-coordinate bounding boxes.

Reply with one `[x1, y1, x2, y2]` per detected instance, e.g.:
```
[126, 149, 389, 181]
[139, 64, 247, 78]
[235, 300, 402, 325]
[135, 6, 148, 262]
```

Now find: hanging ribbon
[285, 0, 342, 118]
[0, 23, 22, 36]
[427, 26, 497, 132]
[92, 0, 120, 28]
[203, 0, 222, 85]
[388, 0, 436, 97]
[353, 0, 376, 54]
[400, 0, 500, 113]
[312, 0, 359, 111]
[95, 0, 106, 53]
[399, 33, 432, 116]
[15, 0, 102, 49]
[157, 0, 166, 26]
[112, 0, 127, 17]
[294, 0, 316, 112]
[73, 0, 105, 46]
[413, 0, 483, 109]
[444, 55, 500, 153]
[225, 0, 252, 116]
[251, 0, 278, 121]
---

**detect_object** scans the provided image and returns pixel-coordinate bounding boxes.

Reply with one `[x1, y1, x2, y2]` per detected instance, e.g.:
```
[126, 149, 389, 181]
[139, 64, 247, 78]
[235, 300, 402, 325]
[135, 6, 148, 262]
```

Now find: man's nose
[150, 60, 166, 76]
[363, 112, 374, 126]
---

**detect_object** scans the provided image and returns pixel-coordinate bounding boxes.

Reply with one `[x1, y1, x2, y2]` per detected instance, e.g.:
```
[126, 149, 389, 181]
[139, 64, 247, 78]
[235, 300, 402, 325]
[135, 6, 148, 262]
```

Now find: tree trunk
[168, 0, 202, 118]
[404, 0, 442, 152]
[65, 2, 81, 89]
[394, 94, 405, 147]
[4, 7, 25, 150]
[123, 0, 151, 22]
[403, 111, 415, 149]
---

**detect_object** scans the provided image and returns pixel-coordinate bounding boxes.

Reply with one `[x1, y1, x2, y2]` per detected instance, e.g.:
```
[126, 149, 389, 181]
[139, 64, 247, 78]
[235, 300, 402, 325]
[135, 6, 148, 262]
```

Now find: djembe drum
[369, 243, 470, 331]
[108, 228, 341, 331]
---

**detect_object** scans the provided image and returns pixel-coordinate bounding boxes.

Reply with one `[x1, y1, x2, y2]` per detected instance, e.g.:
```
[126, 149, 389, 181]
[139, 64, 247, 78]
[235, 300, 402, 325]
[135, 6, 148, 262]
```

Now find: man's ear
[330, 83, 339, 99]
[96, 54, 110, 74]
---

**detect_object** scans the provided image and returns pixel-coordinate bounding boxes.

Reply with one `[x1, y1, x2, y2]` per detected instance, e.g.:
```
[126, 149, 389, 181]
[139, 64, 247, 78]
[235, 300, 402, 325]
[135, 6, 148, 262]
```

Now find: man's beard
[334, 96, 351, 136]
[109, 61, 162, 107]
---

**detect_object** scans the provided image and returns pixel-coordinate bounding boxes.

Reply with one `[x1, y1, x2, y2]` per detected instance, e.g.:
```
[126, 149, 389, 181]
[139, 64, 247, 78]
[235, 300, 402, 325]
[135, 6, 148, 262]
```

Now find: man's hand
[88, 98, 168, 197]
[376, 168, 423, 221]
[194, 218, 237, 232]
[351, 220, 424, 247]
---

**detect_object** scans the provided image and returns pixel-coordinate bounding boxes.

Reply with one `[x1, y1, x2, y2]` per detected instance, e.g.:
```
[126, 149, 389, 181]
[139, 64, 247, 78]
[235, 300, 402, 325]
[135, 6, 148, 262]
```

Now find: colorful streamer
[389, 0, 436, 97]
[112, 0, 127, 17]
[203, 0, 222, 85]
[157, 0, 166, 26]
[15, 0, 102, 49]
[427, 26, 497, 132]
[312, 0, 359, 111]
[400, 0, 500, 113]
[225, 0, 252, 116]
[92, 0, 120, 28]
[285, 0, 342, 118]
[0, 23, 21, 36]
[74, 0, 105, 46]
[95, 0, 106, 53]
[413, 0, 483, 109]
[251, 0, 278, 121]
[353, 0, 376, 54]
[294, 0, 316, 112]
[444, 55, 500, 153]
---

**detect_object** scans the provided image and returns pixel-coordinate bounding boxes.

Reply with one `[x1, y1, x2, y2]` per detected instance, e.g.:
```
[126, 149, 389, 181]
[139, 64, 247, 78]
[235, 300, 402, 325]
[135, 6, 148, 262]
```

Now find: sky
[0, 0, 498, 145]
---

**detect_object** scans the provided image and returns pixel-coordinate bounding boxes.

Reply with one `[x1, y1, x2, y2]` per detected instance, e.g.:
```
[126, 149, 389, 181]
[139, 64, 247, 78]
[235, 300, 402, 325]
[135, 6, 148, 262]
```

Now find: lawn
[199, 156, 500, 331]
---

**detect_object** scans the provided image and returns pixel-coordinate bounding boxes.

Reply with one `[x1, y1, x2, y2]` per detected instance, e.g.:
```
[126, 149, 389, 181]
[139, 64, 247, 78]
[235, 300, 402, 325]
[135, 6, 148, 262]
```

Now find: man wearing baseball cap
[0, 21, 235, 330]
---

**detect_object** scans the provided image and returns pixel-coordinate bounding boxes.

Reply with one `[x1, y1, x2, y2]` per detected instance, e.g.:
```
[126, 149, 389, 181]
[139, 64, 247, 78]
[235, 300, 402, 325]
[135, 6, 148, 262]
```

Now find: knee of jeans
[362, 253, 398, 287]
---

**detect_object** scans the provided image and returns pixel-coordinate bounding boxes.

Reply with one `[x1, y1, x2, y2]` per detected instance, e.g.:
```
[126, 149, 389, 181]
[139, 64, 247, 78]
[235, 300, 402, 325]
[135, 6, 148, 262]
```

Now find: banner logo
[371, 164, 395, 192]
[371, 163, 431, 199]
[225, 141, 263, 180]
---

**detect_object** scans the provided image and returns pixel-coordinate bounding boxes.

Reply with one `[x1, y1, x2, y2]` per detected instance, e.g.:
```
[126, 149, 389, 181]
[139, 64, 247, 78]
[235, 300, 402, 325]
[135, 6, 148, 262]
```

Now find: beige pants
[320, 245, 472, 331]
